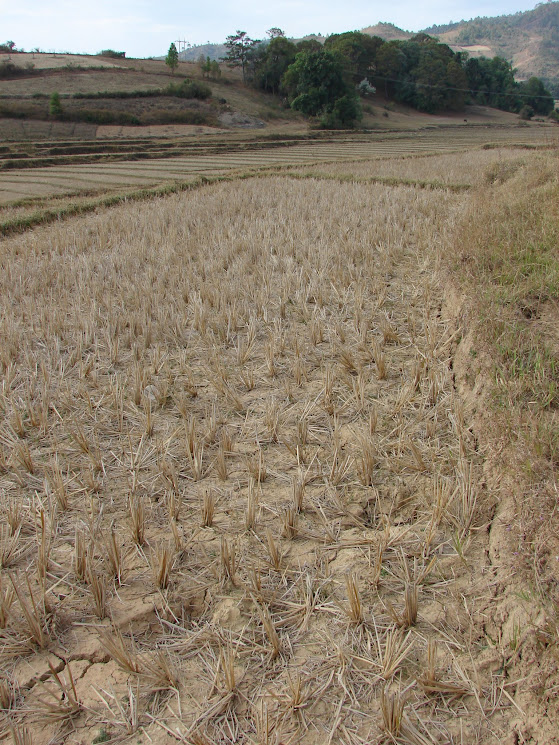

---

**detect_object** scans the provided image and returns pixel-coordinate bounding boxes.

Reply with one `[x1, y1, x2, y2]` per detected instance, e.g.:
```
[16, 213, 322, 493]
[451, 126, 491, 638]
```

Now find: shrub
[97, 50, 126, 59]
[72, 81, 211, 101]
[0, 61, 27, 79]
[165, 79, 211, 100]
[73, 89, 160, 100]
[320, 94, 362, 129]
[62, 109, 140, 125]
[49, 92, 63, 117]
[519, 105, 534, 120]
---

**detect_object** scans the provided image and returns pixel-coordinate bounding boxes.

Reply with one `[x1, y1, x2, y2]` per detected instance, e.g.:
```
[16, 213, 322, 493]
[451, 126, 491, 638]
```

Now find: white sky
[1, 0, 541, 58]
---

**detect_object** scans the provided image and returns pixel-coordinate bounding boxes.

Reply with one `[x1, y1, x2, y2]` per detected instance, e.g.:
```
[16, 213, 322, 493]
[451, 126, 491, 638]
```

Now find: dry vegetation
[0, 132, 558, 745]
[1, 127, 554, 230]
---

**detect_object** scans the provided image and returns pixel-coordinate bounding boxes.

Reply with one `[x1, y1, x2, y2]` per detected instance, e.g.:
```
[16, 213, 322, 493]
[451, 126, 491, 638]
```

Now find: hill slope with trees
[240, 29, 554, 127]
[423, 1, 559, 96]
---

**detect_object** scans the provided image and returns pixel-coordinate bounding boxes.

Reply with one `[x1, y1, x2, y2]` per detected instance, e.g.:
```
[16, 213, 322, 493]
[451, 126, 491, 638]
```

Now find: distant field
[0, 126, 555, 206]
[0, 52, 125, 70]
[0, 69, 181, 96]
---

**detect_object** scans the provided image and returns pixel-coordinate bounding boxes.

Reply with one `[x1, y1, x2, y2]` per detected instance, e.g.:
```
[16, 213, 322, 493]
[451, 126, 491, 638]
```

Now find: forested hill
[178, 2, 559, 96]
[423, 1, 559, 95]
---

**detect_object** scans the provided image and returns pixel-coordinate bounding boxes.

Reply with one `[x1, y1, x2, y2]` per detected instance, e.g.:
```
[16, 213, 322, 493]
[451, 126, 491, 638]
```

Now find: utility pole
[174, 39, 190, 57]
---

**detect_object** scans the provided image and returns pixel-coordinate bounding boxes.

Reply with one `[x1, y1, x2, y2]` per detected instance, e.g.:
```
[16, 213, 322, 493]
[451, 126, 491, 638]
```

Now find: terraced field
[0, 125, 555, 205]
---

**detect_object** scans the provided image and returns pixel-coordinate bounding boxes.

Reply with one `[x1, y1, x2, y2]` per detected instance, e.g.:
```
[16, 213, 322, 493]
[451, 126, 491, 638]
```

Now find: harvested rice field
[0, 125, 555, 205]
[0, 135, 558, 745]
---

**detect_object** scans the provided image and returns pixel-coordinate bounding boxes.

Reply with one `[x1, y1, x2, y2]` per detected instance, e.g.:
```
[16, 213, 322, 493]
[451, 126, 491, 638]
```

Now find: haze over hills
[181, 2, 559, 95]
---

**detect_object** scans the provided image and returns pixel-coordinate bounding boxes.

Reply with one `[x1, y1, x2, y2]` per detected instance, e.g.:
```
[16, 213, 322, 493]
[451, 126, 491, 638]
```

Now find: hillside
[423, 1, 559, 94]
[181, 5, 559, 96]
[360, 22, 413, 41]
[179, 43, 226, 63]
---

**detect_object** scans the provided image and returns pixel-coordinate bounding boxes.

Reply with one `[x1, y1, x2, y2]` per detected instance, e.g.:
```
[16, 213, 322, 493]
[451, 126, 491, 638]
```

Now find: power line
[370, 73, 556, 100]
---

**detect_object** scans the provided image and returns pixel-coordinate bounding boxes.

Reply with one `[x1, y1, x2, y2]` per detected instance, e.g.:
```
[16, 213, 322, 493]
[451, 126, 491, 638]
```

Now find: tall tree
[222, 31, 259, 84]
[324, 32, 382, 84]
[282, 48, 361, 126]
[255, 35, 297, 94]
[518, 76, 554, 115]
[165, 43, 179, 75]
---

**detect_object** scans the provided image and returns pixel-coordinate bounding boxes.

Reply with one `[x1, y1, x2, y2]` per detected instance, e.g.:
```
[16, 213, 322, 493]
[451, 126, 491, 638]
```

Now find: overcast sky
[1, 0, 541, 58]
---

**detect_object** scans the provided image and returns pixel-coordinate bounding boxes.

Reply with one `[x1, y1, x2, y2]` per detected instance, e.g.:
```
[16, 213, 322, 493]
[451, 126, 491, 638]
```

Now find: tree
[222, 31, 259, 84]
[445, 59, 468, 110]
[49, 91, 62, 118]
[254, 35, 297, 94]
[165, 43, 179, 75]
[518, 77, 554, 115]
[282, 48, 361, 126]
[198, 55, 212, 78]
[324, 32, 382, 84]
[0, 40, 16, 56]
[210, 60, 221, 80]
[374, 42, 407, 97]
[295, 39, 322, 54]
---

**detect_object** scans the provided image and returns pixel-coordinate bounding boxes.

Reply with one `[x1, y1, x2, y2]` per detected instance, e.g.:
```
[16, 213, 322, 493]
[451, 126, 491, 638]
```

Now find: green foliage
[373, 36, 469, 112]
[361, 34, 551, 114]
[198, 55, 221, 80]
[320, 94, 362, 129]
[254, 35, 297, 94]
[210, 60, 221, 80]
[164, 78, 211, 99]
[295, 39, 323, 54]
[518, 77, 554, 115]
[165, 43, 179, 74]
[324, 31, 383, 84]
[465, 56, 525, 111]
[49, 91, 62, 117]
[222, 31, 260, 84]
[97, 49, 126, 59]
[282, 48, 361, 127]
[519, 105, 534, 120]
[0, 61, 28, 79]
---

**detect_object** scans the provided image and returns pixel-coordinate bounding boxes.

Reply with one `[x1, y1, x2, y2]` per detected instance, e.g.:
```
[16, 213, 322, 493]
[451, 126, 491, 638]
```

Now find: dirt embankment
[442, 282, 559, 745]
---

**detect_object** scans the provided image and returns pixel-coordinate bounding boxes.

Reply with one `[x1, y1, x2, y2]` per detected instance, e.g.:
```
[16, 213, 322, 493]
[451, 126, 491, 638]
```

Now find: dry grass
[0, 139, 555, 744]
[288, 146, 551, 187]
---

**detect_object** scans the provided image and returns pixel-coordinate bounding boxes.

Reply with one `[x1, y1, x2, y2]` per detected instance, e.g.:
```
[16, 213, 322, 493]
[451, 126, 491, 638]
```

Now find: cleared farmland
[1, 138, 558, 745]
[0, 176, 481, 745]
[0, 125, 555, 205]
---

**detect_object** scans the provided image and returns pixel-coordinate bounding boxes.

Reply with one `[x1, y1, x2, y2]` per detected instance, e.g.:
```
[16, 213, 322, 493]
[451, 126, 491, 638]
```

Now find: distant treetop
[97, 50, 126, 59]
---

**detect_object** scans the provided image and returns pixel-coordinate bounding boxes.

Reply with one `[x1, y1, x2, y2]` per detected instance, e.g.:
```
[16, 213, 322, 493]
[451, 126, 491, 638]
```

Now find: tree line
[221, 29, 555, 127]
